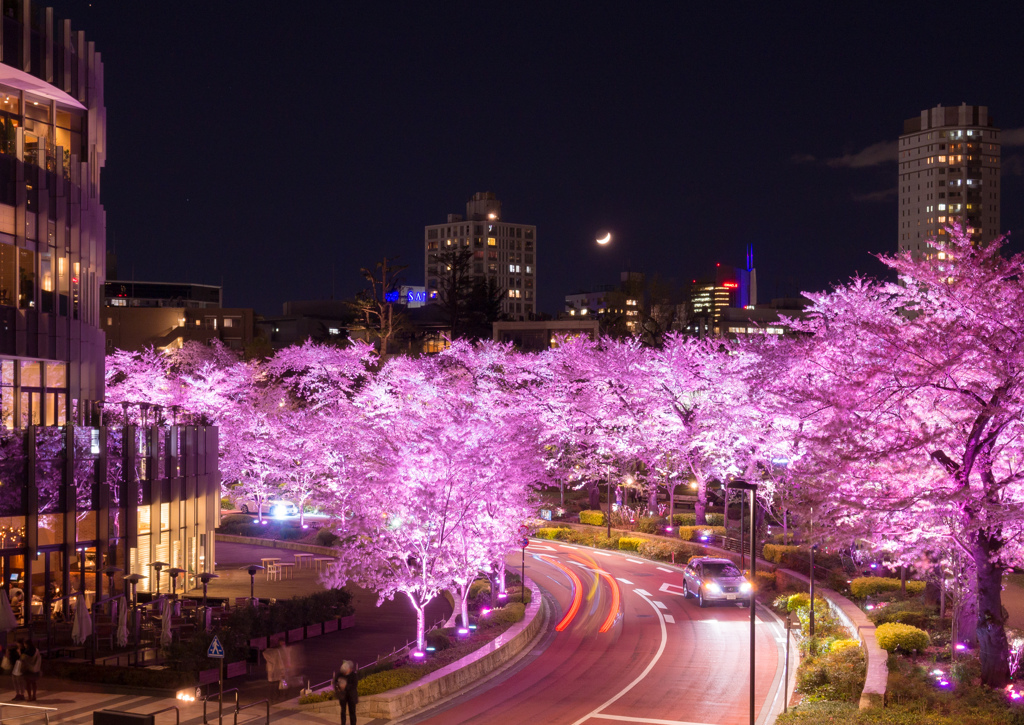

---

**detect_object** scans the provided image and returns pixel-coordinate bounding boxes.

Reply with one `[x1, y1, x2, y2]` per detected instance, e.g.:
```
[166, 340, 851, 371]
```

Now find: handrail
[145, 705, 180, 725]
[0, 702, 59, 724]
[202, 687, 239, 724]
[233, 698, 269, 725]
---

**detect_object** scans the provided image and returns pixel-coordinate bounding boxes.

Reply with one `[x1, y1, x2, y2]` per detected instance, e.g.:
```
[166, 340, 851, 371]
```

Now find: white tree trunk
[405, 591, 426, 651]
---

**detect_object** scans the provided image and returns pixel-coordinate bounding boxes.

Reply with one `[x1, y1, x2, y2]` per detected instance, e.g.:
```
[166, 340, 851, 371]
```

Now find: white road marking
[616, 578, 634, 585]
[570, 561, 590, 568]
[634, 588, 652, 597]
[560, 544, 579, 549]
[653, 601, 668, 610]
[594, 551, 612, 557]
[656, 566, 674, 573]
[658, 582, 688, 597]
[527, 543, 557, 551]
[589, 715, 714, 725]
[626, 558, 645, 564]
[663, 614, 676, 624]
[570, 591, 669, 725]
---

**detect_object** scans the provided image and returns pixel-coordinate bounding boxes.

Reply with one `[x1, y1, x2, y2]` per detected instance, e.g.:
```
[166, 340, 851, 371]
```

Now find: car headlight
[740, 582, 753, 593]
[704, 581, 721, 594]
[272, 506, 283, 516]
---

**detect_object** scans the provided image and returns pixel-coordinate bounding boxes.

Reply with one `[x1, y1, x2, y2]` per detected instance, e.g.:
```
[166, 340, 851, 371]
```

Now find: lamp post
[727, 478, 758, 725]
[809, 544, 819, 638]
[784, 611, 795, 713]
[151, 561, 168, 596]
[167, 568, 185, 598]
[242, 565, 264, 606]
[197, 572, 219, 610]
[102, 565, 122, 612]
[520, 538, 529, 603]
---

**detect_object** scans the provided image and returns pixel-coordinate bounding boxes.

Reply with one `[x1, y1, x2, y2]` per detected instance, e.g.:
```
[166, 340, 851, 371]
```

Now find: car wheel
[698, 589, 706, 608]
[240, 504, 249, 513]
[683, 581, 691, 599]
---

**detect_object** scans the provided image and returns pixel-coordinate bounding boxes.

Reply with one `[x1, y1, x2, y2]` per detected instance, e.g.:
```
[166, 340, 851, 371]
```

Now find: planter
[323, 619, 338, 634]
[340, 615, 355, 630]
[287, 627, 305, 643]
[306, 623, 323, 638]
[269, 632, 286, 647]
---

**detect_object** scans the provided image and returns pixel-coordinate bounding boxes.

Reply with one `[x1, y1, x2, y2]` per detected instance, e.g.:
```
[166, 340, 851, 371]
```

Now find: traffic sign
[207, 636, 225, 658]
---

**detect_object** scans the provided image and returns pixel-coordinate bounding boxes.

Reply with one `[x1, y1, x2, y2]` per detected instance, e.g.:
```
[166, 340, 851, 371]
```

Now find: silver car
[683, 557, 752, 608]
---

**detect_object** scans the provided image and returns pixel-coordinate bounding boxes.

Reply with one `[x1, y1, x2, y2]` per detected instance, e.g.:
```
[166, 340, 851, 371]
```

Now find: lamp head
[167, 567, 185, 577]
[151, 561, 168, 572]
[198, 572, 219, 584]
[102, 565, 123, 577]
[243, 565, 265, 577]
[124, 573, 146, 585]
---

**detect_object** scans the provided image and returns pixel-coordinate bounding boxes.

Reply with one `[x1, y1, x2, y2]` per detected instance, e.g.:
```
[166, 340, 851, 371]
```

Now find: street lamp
[520, 538, 529, 604]
[151, 561, 168, 596]
[727, 478, 758, 725]
[809, 544, 819, 638]
[197, 572, 219, 609]
[241, 565, 264, 605]
[167, 568, 185, 597]
[102, 565, 122, 598]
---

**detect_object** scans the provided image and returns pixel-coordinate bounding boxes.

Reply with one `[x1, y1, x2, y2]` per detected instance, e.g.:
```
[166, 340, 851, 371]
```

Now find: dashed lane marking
[616, 578, 634, 585]
[656, 566, 674, 573]
[588, 714, 715, 724]
[663, 614, 676, 624]
[653, 601, 668, 610]
[634, 588, 652, 596]
[626, 558, 645, 564]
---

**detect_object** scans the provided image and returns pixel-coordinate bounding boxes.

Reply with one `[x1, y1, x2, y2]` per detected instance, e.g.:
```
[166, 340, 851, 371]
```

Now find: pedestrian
[3, 643, 23, 700]
[332, 660, 358, 725]
[21, 640, 40, 701]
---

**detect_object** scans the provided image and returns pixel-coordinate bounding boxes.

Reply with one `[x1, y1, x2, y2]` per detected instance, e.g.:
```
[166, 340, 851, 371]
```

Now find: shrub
[830, 638, 860, 653]
[535, 528, 561, 540]
[425, 629, 453, 652]
[358, 667, 428, 696]
[315, 527, 339, 547]
[579, 510, 606, 526]
[849, 577, 926, 599]
[867, 600, 936, 630]
[482, 602, 525, 627]
[876, 622, 930, 654]
[704, 513, 725, 526]
[635, 516, 667, 534]
[299, 691, 336, 704]
[754, 571, 777, 594]
[636, 539, 701, 562]
[672, 513, 696, 526]
[787, 592, 812, 611]
[677, 526, 726, 542]
[221, 496, 233, 510]
[594, 534, 621, 550]
[618, 537, 644, 551]
[795, 644, 866, 702]
[762, 544, 802, 566]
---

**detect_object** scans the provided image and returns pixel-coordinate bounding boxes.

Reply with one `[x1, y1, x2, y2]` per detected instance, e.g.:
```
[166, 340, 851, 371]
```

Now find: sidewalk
[13, 539, 451, 723]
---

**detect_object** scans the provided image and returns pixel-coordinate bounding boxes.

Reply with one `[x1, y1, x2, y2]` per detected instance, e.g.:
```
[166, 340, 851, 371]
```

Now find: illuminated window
[487, 237, 496, 246]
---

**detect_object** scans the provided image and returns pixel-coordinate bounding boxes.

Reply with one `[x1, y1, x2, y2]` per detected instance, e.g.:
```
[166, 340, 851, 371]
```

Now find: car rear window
[703, 562, 742, 577]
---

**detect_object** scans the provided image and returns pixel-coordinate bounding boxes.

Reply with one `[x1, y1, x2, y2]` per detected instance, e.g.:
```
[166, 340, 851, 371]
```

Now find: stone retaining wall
[301, 577, 545, 720]
[775, 568, 886, 708]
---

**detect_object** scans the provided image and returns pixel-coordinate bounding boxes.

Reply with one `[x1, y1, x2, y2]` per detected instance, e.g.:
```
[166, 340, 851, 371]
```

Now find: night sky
[50, 1, 1024, 316]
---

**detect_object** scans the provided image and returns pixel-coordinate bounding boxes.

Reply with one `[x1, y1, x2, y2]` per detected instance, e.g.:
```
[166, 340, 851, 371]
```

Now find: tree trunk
[496, 559, 507, 595]
[405, 592, 426, 651]
[459, 584, 470, 628]
[648, 486, 658, 516]
[695, 479, 707, 526]
[589, 484, 600, 510]
[972, 531, 1010, 687]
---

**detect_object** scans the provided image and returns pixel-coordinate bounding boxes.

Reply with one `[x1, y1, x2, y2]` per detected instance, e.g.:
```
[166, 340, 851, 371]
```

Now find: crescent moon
[596, 233, 611, 245]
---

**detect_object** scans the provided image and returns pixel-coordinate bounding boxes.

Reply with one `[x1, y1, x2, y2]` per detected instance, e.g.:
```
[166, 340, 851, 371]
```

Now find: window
[487, 237, 496, 246]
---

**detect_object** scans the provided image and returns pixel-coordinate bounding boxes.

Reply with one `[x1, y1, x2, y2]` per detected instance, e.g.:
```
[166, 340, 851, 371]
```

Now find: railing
[146, 705, 180, 725]
[0, 702, 58, 724]
[233, 699, 269, 725]
[203, 687, 239, 725]
[307, 614, 448, 693]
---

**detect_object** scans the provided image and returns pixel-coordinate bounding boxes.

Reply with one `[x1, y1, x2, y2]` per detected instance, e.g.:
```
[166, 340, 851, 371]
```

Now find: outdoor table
[261, 557, 281, 578]
[314, 557, 337, 573]
[293, 553, 314, 569]
[276, 562, 296, 580]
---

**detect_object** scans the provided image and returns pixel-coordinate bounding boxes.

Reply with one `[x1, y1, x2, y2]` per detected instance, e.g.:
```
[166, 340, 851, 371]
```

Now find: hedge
[579, 510, 606, 526]
[635, 516, 666, 534]
[762, 544, 802, 565]
[830, 638, 860, 653]
[359, 667, 429, 696]
[618, 537, 644, 551]
[875, 622, 930, 654]
[671, 513, 725, 527]
[535, 527, 562, 540]
[754, 570, 777, 594]
[677, 525, 726, 542]
[867, 600, 936, 630]
[849, 577, 926, 599]
[481, 602, 525, 627]
[636, 539, 704, 562]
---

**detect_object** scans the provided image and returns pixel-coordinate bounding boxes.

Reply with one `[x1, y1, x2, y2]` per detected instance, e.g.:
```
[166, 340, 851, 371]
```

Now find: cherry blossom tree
[776, 228, 1024, 687]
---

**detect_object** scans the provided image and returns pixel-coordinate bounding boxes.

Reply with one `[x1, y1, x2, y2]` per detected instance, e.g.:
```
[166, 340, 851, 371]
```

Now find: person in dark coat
[332, 660, 358, 725]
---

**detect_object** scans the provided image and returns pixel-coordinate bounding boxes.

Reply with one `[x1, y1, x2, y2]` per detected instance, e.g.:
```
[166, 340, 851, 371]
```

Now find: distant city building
[384, 285, 427, 309]
[686, 252, 757, 337]
[257, 300, 351, 349]
[103, 306, 254, 352]
[564, 272, 643, 333]
[899, 103, 1000, 259]
[493, 320, 599, 352]
[424, 192, 537, 321]
[720, 297, 810, 338]
[104, 279, 222, 309]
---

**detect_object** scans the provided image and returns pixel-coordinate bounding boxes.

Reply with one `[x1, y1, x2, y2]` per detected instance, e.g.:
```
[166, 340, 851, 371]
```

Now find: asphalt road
[401, 541, 787, 725]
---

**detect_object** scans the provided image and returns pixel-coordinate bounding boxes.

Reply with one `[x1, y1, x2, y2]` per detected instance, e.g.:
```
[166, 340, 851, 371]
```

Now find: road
[401, 540, 786, 725]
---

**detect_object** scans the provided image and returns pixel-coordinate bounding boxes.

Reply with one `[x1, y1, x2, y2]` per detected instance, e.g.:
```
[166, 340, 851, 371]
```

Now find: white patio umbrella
[116, 595, 129, 648]
[160, 598, 172, 647]
[71, 593, 93, 644]
[0, 590, 17, 632]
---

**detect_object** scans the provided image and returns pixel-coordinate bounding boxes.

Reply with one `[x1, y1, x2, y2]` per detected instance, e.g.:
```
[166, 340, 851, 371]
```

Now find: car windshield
[703, 562, 742, 578]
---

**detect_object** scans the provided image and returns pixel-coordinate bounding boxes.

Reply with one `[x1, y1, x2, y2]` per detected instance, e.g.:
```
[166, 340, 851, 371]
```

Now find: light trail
[543, 555, 584, 632]
[568, 553, 621, 633]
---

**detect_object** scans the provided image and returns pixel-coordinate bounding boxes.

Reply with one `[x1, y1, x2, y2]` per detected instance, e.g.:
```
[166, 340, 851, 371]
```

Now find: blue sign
[385, 291, 400, 303]
[207, 635, 225, 658]
[406, 290, 427, 303]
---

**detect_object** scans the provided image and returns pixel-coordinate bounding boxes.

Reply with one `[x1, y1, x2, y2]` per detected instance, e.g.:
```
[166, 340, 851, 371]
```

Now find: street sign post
[208, 636, 225, 722]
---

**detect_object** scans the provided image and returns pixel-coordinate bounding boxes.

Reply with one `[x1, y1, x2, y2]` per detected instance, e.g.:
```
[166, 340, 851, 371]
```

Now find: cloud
[827, 141, 898, 168]
[851, 187, 897, 203]
[1002, 128, 1024, 147]
[790, 153, 816, 164]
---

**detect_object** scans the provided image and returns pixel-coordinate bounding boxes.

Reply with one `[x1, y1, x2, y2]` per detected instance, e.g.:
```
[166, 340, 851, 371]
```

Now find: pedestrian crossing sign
[207, 636, 225, 658]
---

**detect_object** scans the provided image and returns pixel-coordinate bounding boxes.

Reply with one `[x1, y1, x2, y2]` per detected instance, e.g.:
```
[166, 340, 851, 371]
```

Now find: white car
[238, 498, 298, 517]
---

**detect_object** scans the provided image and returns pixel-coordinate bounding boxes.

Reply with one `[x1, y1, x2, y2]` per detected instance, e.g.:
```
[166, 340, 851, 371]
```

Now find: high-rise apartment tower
[424, 192, 537, 321]
[899, 104, 1000, 259]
